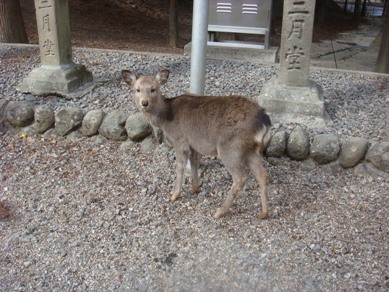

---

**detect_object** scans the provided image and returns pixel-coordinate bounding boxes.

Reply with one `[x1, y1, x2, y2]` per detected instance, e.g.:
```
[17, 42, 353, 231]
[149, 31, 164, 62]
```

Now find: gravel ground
[1, 44, 389, 291]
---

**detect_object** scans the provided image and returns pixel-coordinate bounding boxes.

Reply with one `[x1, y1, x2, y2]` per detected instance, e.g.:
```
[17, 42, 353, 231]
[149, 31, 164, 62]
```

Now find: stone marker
[81, 109, 105, 137]
[266, 129, 287, 158]
[125, 113, 151, 142]
[310, 134, 340, 164]
[278, 0, 315, 87]
[5, 101, 34, 127]
[34, 105, 55, 133]
[55, 107, 84, 136]
[258, 0, 325, 127]
[286, 126, 310, 161]
[99, 110, 128, 141]
[366, 142, 389, 173]
[18, 0, 93, 98]
[339, 137, 369, 168]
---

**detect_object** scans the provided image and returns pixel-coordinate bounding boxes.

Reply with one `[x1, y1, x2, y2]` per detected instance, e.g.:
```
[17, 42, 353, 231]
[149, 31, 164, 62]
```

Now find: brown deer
[122, 69, 271, 219]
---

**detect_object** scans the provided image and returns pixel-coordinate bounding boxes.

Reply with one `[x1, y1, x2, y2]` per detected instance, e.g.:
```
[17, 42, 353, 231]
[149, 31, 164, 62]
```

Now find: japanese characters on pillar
[279, 0, 316, 87]
[34, 0, 72, 66]
[35, 0, 56, 61]
[19, 0, 93, 95]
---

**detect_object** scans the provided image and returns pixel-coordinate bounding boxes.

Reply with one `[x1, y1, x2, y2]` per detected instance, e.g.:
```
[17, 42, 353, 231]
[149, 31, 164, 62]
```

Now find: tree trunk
[383, 0, 388, 17]
[343, 0, 348, 14]
[361, 0, 367, 17]
[169, 0, 178, 48]
[376, 1, 389, 73]
[0, 0, 28, 43]
[353, 0, 362, 21]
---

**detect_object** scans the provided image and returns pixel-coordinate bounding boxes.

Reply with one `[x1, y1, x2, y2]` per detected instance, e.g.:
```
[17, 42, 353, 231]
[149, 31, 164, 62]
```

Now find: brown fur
[0, 202, 10, 220]
[122, 69, 271, 219]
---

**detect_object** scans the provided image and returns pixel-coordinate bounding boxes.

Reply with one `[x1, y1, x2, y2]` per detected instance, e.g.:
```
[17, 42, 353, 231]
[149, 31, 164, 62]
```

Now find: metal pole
[189, 0, 209, 95]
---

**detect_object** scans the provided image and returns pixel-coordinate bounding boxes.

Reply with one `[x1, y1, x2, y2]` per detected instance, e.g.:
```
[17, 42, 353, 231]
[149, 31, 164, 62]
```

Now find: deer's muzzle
[141, 100, 149, 108]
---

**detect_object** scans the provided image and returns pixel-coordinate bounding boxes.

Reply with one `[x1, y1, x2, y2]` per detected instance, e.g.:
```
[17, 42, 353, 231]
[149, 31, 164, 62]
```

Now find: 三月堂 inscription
[279, 0, 315, 86]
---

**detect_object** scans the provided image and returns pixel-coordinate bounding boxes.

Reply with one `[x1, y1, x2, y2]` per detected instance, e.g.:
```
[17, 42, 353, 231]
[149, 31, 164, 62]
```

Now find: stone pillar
[18, 0, 93, 99]
[279, 0, 316, 87]
[258, 0, 325, 127]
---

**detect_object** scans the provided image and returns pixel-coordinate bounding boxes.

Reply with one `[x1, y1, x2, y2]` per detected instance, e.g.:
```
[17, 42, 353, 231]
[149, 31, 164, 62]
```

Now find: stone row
[266, 126, 389, 174]
[2, 100, 150, 141]
[1, 100, 388, 175]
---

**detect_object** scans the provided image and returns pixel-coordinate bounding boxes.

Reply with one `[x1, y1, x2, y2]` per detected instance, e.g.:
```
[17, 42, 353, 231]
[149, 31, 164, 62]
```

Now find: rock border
[1, 100, 388, 177]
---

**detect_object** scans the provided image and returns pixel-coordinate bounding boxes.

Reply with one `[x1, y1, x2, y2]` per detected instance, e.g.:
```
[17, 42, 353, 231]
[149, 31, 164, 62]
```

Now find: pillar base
[18, 63, 94, 99]
[258, 79, 327, 128]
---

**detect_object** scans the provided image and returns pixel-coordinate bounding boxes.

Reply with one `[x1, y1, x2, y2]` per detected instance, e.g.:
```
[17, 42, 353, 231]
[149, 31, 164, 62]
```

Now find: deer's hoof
[170, 192, 181, 202]
[213, 209, 225, 219]
[259, 211, 268, 220]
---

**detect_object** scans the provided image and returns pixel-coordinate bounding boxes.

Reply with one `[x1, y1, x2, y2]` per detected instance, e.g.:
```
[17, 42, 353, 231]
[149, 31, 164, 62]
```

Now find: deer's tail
[254, 109, 271, 155]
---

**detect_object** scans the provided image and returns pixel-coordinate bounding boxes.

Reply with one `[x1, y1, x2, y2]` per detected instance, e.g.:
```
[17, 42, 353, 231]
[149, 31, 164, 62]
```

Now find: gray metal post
[189, 0, 209, 95]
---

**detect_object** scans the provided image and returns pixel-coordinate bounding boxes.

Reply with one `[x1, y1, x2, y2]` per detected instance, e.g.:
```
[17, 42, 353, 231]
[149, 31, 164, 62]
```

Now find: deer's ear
[156, 69, 169, 85]
[121, 70, 137, 87]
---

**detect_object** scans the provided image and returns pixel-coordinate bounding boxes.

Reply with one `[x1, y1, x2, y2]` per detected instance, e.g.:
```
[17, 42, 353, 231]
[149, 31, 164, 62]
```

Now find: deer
[121, 69, 271, 219]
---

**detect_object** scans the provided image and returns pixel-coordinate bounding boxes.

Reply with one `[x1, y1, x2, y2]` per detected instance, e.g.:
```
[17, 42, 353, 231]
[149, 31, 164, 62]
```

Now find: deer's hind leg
[214, 147, 249, 218]
[189, 148, 201, 194]
[248, 151, 269, 219]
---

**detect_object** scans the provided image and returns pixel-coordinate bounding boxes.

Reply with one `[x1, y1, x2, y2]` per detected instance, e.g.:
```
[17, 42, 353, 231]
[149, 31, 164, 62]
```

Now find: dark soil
[20, 0, 361, 54]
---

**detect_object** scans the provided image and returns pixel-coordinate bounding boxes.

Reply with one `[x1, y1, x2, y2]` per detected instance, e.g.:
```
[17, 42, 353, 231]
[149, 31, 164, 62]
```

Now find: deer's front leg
[171, 143, 190, 201]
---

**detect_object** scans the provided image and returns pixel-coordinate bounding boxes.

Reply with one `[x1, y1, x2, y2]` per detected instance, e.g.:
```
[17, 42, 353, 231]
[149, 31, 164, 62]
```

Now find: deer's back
[167, 94, 266, 127]
[161, 95, 269, 155]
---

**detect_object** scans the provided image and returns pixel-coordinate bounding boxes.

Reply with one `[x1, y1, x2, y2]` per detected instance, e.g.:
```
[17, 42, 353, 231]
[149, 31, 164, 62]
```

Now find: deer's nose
[141, 100, 149, 108]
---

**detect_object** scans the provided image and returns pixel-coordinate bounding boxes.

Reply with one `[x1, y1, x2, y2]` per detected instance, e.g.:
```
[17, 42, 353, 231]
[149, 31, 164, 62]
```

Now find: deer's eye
[136, 89, 140, 93]
[151, 88, 156, 93]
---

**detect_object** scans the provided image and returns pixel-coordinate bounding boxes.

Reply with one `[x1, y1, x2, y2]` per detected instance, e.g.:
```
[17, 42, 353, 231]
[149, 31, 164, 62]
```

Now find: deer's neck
[145, 96, 173, 128]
